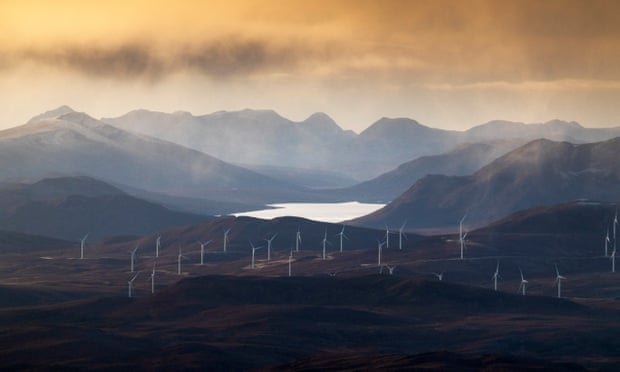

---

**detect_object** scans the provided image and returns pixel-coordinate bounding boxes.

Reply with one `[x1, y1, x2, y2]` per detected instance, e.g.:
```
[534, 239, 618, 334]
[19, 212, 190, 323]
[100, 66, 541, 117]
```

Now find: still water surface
[232, 201, 385, 223]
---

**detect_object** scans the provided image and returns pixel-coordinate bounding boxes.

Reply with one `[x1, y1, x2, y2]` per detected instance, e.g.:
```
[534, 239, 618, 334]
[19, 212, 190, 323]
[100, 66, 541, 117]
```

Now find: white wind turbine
[266, 233, 278, 261]
[614, 209, 618, 253]
[605, 229, 611, 257]
[459, 214, 467, 260]
[385, 226, 391, 248]
[554, 264, 567, 298]
[199, 240, 211, 265]
[149, 262, 156, 294]
[128, 271, 139, 298]
[398, 221, 407, 250]
[80, 233, 88, 259]
[155, 235, 161, 258]
[295, 228, 302, 252]
[611, 247, 616, 273]
[518, 268, 528, 295]
[492, 260, 500, 291]
[223, 228, 231, 253]
[130, 245, 139, 273]
[288, 250, 293, 277]
[177, 247, 186, 275]
[321, 231, 330, 260]
[377, 240, 386, 267]
[432, 272, 444, 281]
[250, 241, 263, 269]
[335, 226, 348, 253]
[386, 265, 396, 275]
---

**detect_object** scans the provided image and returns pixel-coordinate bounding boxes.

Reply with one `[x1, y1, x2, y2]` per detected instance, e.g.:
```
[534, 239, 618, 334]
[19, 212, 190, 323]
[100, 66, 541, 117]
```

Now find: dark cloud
[12, 38, 304, 81]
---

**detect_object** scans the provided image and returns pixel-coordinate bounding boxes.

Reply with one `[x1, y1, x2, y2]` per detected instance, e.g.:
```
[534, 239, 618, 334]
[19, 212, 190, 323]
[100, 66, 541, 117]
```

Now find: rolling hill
[0, 177, 210, 241]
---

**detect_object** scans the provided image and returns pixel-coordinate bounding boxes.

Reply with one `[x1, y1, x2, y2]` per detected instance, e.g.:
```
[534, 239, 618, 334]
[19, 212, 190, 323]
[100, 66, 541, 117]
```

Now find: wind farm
[3, 0, 620, 367]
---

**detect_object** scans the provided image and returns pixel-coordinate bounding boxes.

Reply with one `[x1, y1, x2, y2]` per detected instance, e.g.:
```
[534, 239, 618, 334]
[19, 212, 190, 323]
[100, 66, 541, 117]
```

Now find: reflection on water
[232, 201, 385, 223]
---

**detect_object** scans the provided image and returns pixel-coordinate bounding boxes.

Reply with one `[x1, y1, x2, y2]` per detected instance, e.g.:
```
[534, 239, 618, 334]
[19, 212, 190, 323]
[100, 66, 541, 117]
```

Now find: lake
[232, 201, 386, 223]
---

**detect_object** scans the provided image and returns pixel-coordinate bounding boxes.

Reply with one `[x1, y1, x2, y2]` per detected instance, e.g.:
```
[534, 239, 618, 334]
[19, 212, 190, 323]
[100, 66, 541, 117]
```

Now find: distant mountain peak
[302, 112, 342, 132]
[27, 105, 75, 124]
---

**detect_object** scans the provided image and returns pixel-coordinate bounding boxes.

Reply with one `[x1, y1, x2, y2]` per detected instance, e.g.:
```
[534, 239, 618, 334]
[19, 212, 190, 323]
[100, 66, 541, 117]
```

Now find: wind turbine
[155, 235, 161, 258]
[335, 226, 349, 253]
[386, 265, 396, 275]
[130, 245, 139, 273]
[554, 264, 567, 298]
[492, 260, 500, 291]
[605, 229, 611, 257]
[295, 228, 301, 252]
[518, 268, 528, 295]
[250, 241, 263, 269]
[288, 250, 293, 277]
[80, 233, 88, 259]
[611, 248, 616, 273]
[432, 272, 444, 281]
[377, 240, 386, 267]
[223, 228, 231, 253]
[459, 214, 467, 260]
[177, 247, 185, 275]
[385, 226, 391, 248]
[321, 231, 330, 260]
[128, 272, 139, 298]
[614, 209, 618, 253]
[265, 233, 278, 261]
[149, 262, 156, 294]
[398, 220, 407, 250]
[199, 240, 211, 265]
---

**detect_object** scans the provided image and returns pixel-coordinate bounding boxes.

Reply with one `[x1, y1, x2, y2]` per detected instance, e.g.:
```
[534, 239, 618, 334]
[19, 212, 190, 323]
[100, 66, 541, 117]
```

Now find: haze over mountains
[103, 108, 620, 181]
[355, 138, 620, 230]
[0, 108, 333, 211]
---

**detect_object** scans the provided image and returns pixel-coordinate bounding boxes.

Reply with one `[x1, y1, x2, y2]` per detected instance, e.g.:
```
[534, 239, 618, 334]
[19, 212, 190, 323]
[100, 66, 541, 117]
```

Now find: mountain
[104, 109, 620, 181]
[353, 138, 620, 230]
[0, 177, 211, 240]
[103, 108, 364, 178]
[465, 119, 620, 143]
[327, 140, 524, 202]
[0, 109, 326, 206]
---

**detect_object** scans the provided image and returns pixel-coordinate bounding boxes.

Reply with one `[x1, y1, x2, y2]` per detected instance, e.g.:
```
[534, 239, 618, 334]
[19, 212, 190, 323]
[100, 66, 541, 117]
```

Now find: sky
[1, 0, 620, 132]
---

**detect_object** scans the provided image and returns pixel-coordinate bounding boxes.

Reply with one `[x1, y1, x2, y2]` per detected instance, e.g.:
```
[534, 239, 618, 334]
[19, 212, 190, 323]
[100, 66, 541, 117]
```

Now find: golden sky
[1, 0, 620, 131]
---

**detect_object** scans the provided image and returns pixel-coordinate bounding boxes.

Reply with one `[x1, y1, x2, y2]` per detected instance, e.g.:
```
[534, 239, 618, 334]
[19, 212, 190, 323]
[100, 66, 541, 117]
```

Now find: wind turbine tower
[199, 240, 211, 265]
[155, 235, 161, 258]
[611, 248, 616, 273]
[130, 245, 139, 273]
[149, 263, 156, 294]
[288, 250, 293, 277]
[80, 234, 88, 259]
[321, 231, 330, 260]
[398, 221, 407, 250]
[555, 264, 567, 298]
[128, 272, 139, 298]
[605, 229, 611, 257]
[177, 247, 185, 275]
[614, 209, 618, 254]
[518, 268, 528, 295]
[336, 226, 348, 253]
[223, 228, 231, 253]
[385, 226, 391, 248]
[492, 260, 500, 291]
[377, 240, 385, 267]
[459, 214, 467, 260]
[250, 241, 263, 269]
[295, 228, 301, 252]
[266, 233, 278, 261]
